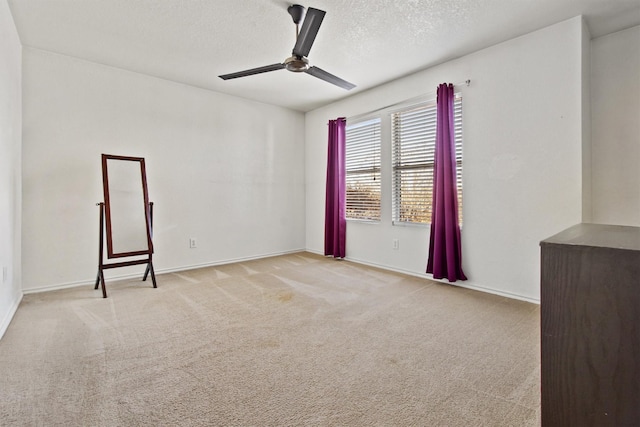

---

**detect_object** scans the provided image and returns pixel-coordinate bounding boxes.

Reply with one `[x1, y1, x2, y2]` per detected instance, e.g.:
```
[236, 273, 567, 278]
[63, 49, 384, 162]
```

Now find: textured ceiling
[7, 0, 640, 111]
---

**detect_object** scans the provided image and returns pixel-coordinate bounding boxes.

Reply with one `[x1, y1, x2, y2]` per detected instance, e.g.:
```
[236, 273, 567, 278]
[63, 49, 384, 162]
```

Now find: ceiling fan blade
[219, 63, 285, 80]
[306, 66, 356, 90]
[292, 7, 326, 58]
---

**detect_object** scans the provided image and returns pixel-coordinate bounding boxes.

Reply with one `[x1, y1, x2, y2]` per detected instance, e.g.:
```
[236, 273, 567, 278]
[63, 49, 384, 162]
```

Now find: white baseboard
[0, 293, 23, 341]
[154, 248, 306, 276]
[307, 249, 540, 304]
[22, 248, 306, 295]
[21, 247, 539, 304]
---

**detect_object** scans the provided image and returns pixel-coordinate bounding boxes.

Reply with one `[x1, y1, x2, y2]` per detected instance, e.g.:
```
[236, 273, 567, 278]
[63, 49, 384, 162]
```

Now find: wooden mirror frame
[96, 154, 157, 298]
[101, 154, 153, 258]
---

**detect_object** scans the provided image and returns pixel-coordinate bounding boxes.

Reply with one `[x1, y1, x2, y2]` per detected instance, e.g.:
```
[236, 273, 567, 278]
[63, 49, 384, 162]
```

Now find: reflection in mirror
[102, 155, 152, 258]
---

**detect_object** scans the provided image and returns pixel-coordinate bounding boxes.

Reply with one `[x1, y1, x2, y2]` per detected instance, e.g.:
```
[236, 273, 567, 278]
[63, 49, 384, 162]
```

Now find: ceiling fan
[218, 4, 355, 90]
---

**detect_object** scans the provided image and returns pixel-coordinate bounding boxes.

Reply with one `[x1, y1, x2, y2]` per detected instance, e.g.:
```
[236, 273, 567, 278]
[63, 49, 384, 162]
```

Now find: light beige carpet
[0, 252, 540, 426]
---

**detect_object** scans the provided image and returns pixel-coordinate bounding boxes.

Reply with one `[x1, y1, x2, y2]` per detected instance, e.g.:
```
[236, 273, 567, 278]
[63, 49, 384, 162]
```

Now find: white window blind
[345, 118, 381, 221]
[391, 96, 463, 225]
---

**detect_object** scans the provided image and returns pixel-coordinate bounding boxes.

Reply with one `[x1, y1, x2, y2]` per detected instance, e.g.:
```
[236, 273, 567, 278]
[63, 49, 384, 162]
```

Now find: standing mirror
[95, 154, 156, 298]
[102, 155, 153, 257]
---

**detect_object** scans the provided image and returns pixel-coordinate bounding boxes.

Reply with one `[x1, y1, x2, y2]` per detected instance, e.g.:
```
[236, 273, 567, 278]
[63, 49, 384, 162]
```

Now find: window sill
[392, 221, 430, 228]
[347, 219, 381, 225]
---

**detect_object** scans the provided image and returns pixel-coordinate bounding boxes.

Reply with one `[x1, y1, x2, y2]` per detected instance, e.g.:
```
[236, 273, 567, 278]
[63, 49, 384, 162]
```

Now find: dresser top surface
[541, 223, 640, 251]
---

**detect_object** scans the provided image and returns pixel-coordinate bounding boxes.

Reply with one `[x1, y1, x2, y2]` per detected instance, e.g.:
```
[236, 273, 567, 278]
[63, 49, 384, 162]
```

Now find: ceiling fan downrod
[286, 5, 309, 72]
[288, 4, 305, 42]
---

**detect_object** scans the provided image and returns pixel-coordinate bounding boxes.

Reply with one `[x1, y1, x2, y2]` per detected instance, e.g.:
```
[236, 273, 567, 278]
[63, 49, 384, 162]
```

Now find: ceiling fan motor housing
[284, 55, 309, 72]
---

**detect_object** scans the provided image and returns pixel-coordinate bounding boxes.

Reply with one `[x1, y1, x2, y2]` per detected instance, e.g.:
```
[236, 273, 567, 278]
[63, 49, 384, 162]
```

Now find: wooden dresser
[540, 223, 640, 426]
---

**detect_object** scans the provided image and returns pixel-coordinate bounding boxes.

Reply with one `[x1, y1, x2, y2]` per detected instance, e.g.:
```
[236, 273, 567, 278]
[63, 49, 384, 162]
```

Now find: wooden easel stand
[95, 202, 157, 298]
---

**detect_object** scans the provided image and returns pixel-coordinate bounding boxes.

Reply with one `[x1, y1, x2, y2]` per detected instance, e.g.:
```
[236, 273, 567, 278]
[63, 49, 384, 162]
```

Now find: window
[345, 118, 381, 221]
[391, 96, 463, 225]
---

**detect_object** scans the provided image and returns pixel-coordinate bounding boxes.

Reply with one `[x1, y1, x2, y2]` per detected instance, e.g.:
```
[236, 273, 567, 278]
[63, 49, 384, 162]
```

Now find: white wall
[582, 19, 593, 222]
[21, 49, 306, 292]
[591, 25, 640, 226]
[306, 17, 587, 302]
[0, 0, 22, 338]
[12, 12, 627, 304]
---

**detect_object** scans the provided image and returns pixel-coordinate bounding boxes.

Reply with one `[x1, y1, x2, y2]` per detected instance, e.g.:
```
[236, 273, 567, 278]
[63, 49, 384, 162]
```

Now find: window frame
[390, 95, 463, 226]
[344, 117, 382, 222]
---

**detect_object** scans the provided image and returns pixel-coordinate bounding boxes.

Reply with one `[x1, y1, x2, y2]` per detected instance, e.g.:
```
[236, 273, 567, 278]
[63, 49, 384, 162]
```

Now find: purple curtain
[324, 118, 346, 258]
[426, 84, 467, 282]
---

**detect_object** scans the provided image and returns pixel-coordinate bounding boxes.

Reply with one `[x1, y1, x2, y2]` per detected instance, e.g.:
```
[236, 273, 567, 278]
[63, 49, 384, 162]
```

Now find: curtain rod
[346, 79, 471, 123]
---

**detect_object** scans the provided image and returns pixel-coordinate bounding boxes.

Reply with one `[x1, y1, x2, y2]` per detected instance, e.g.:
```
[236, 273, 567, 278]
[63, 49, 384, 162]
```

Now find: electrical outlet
[189, 238, 197, 249]
[392, 239, 399, 250]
